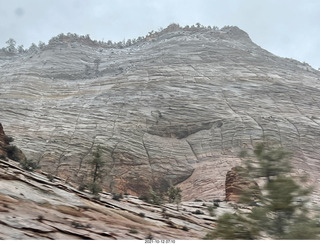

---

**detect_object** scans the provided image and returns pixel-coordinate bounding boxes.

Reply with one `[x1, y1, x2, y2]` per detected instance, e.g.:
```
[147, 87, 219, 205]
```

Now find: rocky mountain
[1, 24, 320, 202]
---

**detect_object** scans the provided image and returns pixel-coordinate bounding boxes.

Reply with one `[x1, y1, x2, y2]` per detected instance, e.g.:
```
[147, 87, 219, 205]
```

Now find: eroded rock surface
[225, 167, 260, 202]
[0, 123, 9, 157]
[1, 26, 320, 200]
[0, 158, 227, 240]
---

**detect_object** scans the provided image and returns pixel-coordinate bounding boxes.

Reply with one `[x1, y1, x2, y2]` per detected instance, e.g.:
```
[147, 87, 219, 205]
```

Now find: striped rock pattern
[1, 26, 320, 200]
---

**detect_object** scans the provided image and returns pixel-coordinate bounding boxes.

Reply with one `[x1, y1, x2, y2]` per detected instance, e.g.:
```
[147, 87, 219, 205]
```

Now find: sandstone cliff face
[225, 167, 260, 202]
[1, 26, 320, 200]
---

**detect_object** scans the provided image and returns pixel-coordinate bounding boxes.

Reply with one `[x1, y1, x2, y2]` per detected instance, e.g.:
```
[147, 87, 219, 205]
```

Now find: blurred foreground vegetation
[205, 142, 320, 240]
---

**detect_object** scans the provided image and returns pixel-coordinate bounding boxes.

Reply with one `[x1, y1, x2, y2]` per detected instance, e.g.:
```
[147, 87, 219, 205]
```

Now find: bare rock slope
[0, 157, 223, 240]
[1, 26, 320, 200]
[0, 123, 236, 240]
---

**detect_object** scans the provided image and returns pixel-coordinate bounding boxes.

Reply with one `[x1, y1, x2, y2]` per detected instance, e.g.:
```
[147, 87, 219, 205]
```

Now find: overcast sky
[0, 0, 319, 68]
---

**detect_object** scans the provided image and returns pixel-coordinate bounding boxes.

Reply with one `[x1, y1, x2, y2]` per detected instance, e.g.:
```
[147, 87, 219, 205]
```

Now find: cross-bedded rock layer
[1, 26, 320, 200]
[0, 158, 220, 240]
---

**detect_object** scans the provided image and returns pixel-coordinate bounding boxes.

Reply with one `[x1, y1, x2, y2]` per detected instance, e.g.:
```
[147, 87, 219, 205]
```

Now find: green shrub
[192, 209, 203, 215]
[207, 206, 215, 217]
[6, 145, 23, 162]
[139, 189, 163, 205]
[71, 221, 91, 229]
[129, 229, 139, 234]
[214, 201, 220, 207]
[166, 186, 182, 204]
[37, 215, 44, 221]
[92, 194, 101, 201]
[145, 233, 153, 240]
[20, 159, 40, 171]
[78, 183, 87, 191]
[148, 189, 163, 205]
[0, 154, 8, 161]
[112, 193, 123, 201]
[138, 194, 148, 201]
[87, 182, 102, 195]
[71, 221, 85, 229]
[4, 135, 14, 144]
[138, 212, 145, 218]
[47, 173, 55, 182]
[204, 213, 255, 240]
[182, 226, 189, 231]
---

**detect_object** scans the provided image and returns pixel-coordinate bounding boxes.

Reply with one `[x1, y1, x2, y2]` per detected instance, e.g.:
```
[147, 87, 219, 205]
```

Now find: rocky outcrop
[225, 167, 260, 202]
[0, 123, 26, 162]
[0, 123, 8, 158]
[1, 25, 320, 201]
[0, 158, 238, 240]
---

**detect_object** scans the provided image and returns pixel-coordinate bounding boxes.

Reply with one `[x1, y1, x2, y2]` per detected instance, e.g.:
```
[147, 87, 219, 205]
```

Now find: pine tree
[5, 38, 17, 53]
[89, 145, 105, 183]
[206, 142, 320, 240]
[166, 186, 182, 210]
[87, 145, 105, 195]
[166, 186, 182, 204]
